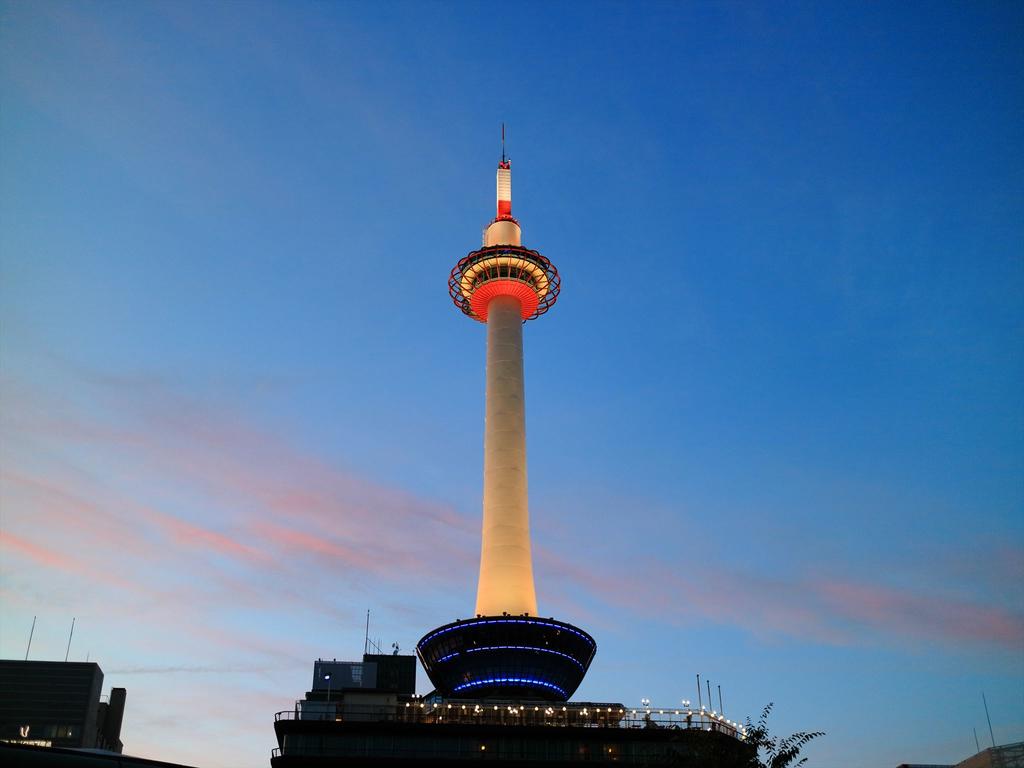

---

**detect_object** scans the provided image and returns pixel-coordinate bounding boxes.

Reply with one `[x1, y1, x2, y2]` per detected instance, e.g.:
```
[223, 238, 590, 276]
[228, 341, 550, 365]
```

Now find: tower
[417, 145, 595, 701]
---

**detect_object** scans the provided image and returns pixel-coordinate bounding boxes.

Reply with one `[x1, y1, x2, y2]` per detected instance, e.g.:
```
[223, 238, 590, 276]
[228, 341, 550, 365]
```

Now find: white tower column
[476, 294, 537, 617]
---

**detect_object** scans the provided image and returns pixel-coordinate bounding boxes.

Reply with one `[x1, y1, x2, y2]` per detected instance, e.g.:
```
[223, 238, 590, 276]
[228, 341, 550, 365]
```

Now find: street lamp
[324, 673, 332, 703]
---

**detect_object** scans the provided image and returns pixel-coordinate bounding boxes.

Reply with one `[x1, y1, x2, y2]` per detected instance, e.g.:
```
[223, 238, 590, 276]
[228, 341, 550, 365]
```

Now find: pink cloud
[0, 469, 154, 552]
[2, 371, 475, 590]
[140, 505, 270, 565]
[815, 578, 1024, 649]
[251, 520, 379, 571]
[0, 531, 75, 571]
[0, 530, 137, 592]
[536, 544, 1024, 651]
[3, 364, 1020, 676]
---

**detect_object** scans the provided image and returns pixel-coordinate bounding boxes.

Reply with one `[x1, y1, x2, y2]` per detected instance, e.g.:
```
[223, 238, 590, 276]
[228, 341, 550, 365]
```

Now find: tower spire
[496, 125, 512, 220]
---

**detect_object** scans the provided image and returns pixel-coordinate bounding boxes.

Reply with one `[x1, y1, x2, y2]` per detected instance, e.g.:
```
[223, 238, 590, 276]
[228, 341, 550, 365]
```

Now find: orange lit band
[449, 245, 560, 323]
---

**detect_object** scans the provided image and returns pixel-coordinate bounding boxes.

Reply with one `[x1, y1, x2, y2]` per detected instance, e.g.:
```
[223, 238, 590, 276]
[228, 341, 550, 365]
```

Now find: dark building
[897, 741, 1024, 768]
[311, 655, 418, 701]
[0, 660, 125, 753]
[272, 655, 753, 766]
[1, 742, 198, 768]
[957, 742, 1024, 768]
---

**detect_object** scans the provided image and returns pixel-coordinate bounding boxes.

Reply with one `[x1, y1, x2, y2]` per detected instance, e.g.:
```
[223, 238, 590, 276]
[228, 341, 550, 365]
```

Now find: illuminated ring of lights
[271, 706, 747, 738]
[448, 245, 560, 323]
[437, 645, 585, 670]
[419, 617, 595, 646]
[465, 645, 585, 670]
[452, 678, 567, 698]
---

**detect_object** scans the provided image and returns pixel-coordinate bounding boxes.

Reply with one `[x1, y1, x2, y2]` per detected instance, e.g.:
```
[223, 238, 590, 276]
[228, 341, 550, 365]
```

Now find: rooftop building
[897, 741, 1024, 768]
[0, 660, 125, 753]
[272, 654, 751, 766]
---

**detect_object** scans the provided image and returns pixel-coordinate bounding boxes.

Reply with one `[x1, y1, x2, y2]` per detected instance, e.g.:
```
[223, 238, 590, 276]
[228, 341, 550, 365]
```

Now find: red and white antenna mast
[496, 123, 512, 220]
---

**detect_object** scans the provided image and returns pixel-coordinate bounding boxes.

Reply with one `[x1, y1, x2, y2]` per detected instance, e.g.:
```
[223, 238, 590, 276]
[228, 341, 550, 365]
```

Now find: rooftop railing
[275, 700, 746, 740]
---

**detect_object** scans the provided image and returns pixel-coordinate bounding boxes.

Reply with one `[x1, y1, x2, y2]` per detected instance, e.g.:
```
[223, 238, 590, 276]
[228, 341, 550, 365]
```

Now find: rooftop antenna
[363, 609, 370, 656]
[501, 123, 506, 164]
[25, 616, 36, 660]
[64, 617, 76, 662]
[974, 727, 981, 753]
[696, 674, 702, 709]
[718, 684, 724, 716]
[983, 692, 995, 747]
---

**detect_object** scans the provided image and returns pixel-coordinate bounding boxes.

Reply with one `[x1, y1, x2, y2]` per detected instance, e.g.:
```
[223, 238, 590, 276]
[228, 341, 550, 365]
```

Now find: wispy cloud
[4, 364, 1020, 664]
[537, 542, 1024, 652]
[0, 530, 139, 593]
[0, 365, 478, 692]
[815, 577, 1024, 649]
[1, 368, 475, 587]
[141, 505, 270, 566]
[108, 665, 274, 675]
[2, 360, 1021, 768]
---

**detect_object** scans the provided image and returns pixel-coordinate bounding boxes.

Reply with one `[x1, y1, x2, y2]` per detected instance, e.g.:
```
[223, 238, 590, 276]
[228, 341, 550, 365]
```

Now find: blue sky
[1, 1, 1022, 766]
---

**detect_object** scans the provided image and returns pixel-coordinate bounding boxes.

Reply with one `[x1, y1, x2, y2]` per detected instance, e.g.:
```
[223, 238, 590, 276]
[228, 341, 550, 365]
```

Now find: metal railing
[275, 701, 746, 739]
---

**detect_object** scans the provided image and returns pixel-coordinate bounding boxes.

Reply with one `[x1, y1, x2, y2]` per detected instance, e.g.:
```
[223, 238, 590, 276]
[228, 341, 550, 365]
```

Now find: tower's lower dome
[416, 616, 596, 701]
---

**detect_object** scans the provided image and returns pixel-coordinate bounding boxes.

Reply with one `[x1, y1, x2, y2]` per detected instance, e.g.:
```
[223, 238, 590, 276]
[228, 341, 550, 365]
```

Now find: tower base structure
[417, 616, 596, 701]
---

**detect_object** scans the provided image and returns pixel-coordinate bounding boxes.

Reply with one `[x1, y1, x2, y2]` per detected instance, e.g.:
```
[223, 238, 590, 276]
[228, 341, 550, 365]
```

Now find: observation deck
[448, 244, 560, 322]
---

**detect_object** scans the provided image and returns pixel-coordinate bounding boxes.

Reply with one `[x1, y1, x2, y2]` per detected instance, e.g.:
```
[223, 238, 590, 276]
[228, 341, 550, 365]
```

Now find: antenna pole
[364, 610, 370, 656]
[64, 617, 76, 662]
[718, 684, 724, 716]
[696, 674, 702, 709]
[501, 123, 506, 163]
[25, 616, 36, 661]
[707, 679, 713, 712]
[983, 692, 995, 747]
[974, 727, 981, 753]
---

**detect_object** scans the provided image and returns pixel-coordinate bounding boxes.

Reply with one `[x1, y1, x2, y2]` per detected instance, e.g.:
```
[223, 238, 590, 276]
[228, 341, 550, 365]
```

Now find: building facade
[0, 660, 125, 753]
[272, 655, 752, 766]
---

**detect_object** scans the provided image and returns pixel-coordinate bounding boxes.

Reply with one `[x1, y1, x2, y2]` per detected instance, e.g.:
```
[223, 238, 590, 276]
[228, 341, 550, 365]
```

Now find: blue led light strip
[452, 677, 567, 697]
[464, 645, 585, 670]
[419, 618, 595, 646]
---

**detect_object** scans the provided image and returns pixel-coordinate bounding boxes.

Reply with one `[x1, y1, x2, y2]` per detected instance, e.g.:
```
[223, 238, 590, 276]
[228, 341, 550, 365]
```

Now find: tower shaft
[476, 294, 537, 617]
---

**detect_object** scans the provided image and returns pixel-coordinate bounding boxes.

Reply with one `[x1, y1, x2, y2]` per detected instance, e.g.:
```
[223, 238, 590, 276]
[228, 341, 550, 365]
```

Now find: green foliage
[744, 703, 824, 768]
